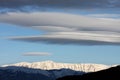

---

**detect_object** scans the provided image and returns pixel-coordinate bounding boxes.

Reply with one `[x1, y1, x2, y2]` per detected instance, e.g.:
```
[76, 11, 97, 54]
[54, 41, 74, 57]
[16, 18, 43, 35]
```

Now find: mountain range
[0, 61, 115, 80]
[2, 60, 110, 72]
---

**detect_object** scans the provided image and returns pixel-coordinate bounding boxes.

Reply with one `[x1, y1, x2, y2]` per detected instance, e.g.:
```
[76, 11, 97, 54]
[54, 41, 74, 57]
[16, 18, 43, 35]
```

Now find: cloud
[23, 52, 51, 56]
[1, 12, 120, 45]
[9, 32, 120, 45]
[87, 14, 120, 18]
[31, 26, 76, 32]
[0, 0, 119, 12]
[0, 12, 120, 32]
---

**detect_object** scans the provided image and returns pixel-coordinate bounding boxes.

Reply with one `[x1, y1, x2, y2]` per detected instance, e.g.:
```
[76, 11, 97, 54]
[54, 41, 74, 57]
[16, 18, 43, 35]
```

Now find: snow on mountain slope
[2, 61, 110, 72]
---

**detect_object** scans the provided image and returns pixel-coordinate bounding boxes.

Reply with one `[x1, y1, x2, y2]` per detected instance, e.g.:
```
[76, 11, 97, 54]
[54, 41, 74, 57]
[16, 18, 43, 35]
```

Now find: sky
[0, 0, 120, 65]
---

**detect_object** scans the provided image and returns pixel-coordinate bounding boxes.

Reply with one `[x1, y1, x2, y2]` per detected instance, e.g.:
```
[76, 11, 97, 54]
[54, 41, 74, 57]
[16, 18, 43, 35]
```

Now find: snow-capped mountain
[0, 61, 114, 80]
[2, 60, 110, 72]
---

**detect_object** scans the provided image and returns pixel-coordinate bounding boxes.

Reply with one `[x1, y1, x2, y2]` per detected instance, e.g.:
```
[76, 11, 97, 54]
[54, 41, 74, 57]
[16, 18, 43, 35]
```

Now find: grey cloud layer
[1, 12, 120, 45]
[10, 32, 120, 45]
[0, 0, 119, 10]
[0, 12, 120, 32]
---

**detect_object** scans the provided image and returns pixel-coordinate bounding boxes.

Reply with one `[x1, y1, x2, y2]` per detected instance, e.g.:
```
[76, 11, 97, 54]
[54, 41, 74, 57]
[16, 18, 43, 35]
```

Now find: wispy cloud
[1, 12, 120, 45]
[23, 52, 51, 56]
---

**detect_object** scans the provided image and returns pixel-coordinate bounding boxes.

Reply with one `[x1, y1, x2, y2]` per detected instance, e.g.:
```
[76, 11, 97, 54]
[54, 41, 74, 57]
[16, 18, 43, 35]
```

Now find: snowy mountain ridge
[2, 60, 110, 72]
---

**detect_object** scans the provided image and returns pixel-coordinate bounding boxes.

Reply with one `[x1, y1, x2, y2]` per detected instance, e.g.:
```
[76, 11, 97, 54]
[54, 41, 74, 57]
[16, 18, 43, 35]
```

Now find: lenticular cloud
[0, 12, 120, 45]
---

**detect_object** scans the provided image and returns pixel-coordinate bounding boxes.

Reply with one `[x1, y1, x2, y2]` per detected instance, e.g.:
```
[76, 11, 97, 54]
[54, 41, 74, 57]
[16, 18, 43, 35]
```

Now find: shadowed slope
[57, 65, 120, 80]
